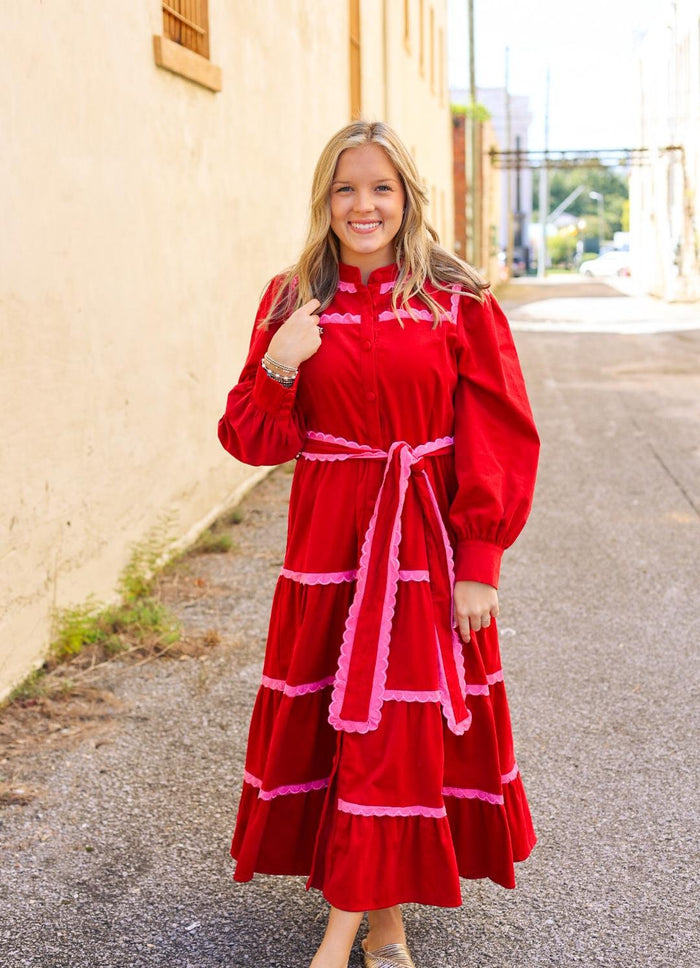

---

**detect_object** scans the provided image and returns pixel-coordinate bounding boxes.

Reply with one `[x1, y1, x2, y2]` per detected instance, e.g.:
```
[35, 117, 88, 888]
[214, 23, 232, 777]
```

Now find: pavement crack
[623, 403, 700, 521]
[646, 440, 700, 520]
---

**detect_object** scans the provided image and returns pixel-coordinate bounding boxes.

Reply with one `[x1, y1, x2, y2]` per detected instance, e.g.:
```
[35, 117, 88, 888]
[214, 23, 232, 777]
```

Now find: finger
[469, 615, 482, 633]
[303, 298, 321, 312]
[481, 614, 491, 629]
[458, 623, 471, 643]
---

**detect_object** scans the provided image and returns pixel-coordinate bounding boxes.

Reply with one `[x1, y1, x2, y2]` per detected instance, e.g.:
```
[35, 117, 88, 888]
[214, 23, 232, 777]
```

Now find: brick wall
[452, 112, 466, 259]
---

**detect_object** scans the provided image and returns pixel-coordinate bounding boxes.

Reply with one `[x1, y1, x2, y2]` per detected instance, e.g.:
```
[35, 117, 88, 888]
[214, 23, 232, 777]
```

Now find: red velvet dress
[218, 261, 540, 911]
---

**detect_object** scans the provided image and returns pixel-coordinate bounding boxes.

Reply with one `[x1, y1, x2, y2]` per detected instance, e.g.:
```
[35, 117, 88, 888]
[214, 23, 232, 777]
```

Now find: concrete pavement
[1, 277, 698, 967]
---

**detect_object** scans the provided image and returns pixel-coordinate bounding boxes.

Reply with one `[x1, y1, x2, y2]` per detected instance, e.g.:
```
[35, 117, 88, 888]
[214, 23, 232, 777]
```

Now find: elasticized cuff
[252, 361, 298, 416]
[454, 539, 504, 588]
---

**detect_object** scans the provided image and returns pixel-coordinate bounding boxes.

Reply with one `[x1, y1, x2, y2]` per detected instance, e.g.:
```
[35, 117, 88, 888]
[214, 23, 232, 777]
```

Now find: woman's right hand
[266, 298, 323, 369]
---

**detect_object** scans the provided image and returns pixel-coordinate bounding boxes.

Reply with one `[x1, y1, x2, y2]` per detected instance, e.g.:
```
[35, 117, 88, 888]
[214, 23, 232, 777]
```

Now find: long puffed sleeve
[218, 278, 306, 466]
[449, 290, 540, 587]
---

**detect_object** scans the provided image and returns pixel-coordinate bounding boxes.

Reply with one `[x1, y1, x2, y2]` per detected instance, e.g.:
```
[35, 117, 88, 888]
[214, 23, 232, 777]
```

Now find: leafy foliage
[533, 166, 629, 240]
[451, 102, 492, 122]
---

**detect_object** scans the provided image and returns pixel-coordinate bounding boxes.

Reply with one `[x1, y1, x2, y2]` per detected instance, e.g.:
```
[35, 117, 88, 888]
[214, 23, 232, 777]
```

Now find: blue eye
[335, 186, 353, 193]
[376, 184, 392, 192]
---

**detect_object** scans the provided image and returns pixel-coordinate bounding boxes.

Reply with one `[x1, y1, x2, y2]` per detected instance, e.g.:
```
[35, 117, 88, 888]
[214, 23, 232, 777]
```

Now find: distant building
[630, 0, 700, 300]
[451, 109, 502, 282]
[0, 0, 452, 697]
[452, 86, 533, 274]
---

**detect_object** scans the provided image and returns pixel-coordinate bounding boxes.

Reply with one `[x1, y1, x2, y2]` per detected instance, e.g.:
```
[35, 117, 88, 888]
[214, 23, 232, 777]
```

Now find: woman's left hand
[454, 580, 499, 642]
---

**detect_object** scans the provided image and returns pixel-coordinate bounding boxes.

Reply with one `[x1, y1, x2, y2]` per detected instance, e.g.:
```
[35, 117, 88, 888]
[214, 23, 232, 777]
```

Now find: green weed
[221, 507, 244, 526]
[191, 530, 235, 555]
[118, 513, 176, 601]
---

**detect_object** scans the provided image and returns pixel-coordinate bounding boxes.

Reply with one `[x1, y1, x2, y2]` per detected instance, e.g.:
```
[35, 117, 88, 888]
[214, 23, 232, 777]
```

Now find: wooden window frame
[153, 1, 222, 92]
[418, 0, 425, 76]
[429, 6, 435, 93]
[350, 0, 362, 119]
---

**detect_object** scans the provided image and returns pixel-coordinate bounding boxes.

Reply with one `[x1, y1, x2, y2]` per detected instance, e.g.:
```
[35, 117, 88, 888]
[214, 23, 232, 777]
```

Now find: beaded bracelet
[263, 353, 298, 375]
[261, 359, 296, 387]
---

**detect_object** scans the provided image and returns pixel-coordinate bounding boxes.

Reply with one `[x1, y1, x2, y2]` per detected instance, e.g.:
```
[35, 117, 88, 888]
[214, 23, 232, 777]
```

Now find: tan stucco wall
[1, 0, 348, 696]
[1, 0, 454, 698]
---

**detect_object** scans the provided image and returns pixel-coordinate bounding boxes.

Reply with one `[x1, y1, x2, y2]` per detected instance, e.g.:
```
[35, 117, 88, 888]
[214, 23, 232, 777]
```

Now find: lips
[348, 221, 382, 233]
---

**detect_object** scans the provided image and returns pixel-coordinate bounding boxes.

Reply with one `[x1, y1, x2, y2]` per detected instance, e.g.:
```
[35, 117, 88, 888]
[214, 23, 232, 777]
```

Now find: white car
[579, 251, 631, 277]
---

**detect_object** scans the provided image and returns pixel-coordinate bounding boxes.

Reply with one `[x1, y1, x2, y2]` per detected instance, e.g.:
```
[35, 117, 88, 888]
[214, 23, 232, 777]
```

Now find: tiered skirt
[231, 572, 536, 910]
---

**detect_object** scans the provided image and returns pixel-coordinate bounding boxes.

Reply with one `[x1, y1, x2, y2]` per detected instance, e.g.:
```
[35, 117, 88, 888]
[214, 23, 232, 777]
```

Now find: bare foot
[309, 944, 349, 968]
[365, 905, 407, 951]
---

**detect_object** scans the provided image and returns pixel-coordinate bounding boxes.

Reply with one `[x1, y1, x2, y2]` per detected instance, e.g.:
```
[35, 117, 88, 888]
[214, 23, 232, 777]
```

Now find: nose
[353, 190, 375, 214]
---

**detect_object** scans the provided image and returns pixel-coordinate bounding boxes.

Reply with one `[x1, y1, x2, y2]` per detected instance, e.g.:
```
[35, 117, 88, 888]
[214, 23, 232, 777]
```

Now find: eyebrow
[331, 177, 400, 185]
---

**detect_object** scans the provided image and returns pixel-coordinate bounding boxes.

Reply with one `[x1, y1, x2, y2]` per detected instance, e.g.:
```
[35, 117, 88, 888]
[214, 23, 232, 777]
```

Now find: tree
[533, 165, 629, 241]
[548, 231, 577, 267]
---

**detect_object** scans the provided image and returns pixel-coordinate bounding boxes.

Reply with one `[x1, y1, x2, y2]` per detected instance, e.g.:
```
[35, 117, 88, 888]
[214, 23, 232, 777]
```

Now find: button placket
[358, 284, 382, 515]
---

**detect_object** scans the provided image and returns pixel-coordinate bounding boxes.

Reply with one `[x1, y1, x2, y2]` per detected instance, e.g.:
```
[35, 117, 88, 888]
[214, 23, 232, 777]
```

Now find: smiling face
[329, 143, 406, 279]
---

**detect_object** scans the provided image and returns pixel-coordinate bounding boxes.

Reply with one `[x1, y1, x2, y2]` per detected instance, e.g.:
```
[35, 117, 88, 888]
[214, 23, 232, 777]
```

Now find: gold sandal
[361, 939, 416, 968]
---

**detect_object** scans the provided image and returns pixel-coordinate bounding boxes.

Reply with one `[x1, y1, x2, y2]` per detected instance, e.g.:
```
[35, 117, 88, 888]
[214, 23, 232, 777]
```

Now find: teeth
[350, 221, 381, 231]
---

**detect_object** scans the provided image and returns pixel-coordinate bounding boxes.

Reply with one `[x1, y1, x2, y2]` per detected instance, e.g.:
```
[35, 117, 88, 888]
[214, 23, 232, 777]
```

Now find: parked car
[579, 251, 631, 277]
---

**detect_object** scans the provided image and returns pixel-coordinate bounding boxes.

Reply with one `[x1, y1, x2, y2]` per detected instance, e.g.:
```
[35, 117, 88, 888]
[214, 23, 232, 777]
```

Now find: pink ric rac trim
[501, 762, 520, 784]
[279, 567, 429, 585]
[260, 673, 335, 697]
[441, 786, 504, 805]
[263, 679, 445, 704]
[378, 308, 434, 323]
[280, 568, 357, 584]
[464, 682, 490, 696]
[319, 312, 362, 325]
[338, 798, 447, 819]
[460, 669, 504, 695]
[379, 281, 395, 294]
[450, 284, 461, 325]
[243, 769, 330, 800]
[384, 689, 441, 702]
[337, 280, 357, 293]
[421, 475, 470, 736]
[301, 431, 388, 464]
[328, 441, 410, 733]
[441, 764, 520, 806]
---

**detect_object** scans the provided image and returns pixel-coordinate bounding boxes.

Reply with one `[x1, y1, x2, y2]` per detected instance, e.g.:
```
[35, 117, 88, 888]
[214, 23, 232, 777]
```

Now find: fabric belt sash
[300, 431, 472, 737]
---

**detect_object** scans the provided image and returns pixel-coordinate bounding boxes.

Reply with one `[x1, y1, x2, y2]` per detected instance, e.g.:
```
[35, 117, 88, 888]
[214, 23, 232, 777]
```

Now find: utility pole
[505, 47, 513, 276]
[537, 67, 550, 279]
[468, 0, 480, 267]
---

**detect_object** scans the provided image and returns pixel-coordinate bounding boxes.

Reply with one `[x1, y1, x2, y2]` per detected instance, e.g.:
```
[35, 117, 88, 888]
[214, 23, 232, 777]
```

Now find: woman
[218, 121, 540, 968]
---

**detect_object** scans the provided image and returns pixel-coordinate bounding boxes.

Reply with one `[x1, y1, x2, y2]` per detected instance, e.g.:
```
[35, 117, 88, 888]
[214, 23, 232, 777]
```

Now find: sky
[447, 0, 666, 151]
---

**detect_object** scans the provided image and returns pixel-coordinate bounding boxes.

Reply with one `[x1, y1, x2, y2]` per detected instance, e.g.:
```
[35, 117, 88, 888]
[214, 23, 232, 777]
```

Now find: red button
[366, 391, 376, 402]
[363, 340, 372, 351]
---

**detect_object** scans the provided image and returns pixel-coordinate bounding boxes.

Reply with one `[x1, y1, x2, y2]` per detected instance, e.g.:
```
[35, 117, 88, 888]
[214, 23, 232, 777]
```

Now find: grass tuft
[221, 507, 244, 526]
[191, 530, 235, 555]
[118, 513, 176, 601]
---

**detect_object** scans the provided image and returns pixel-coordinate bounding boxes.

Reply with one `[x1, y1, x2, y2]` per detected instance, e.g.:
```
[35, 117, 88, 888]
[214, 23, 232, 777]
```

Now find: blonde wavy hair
[259, 120, 489, 329]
